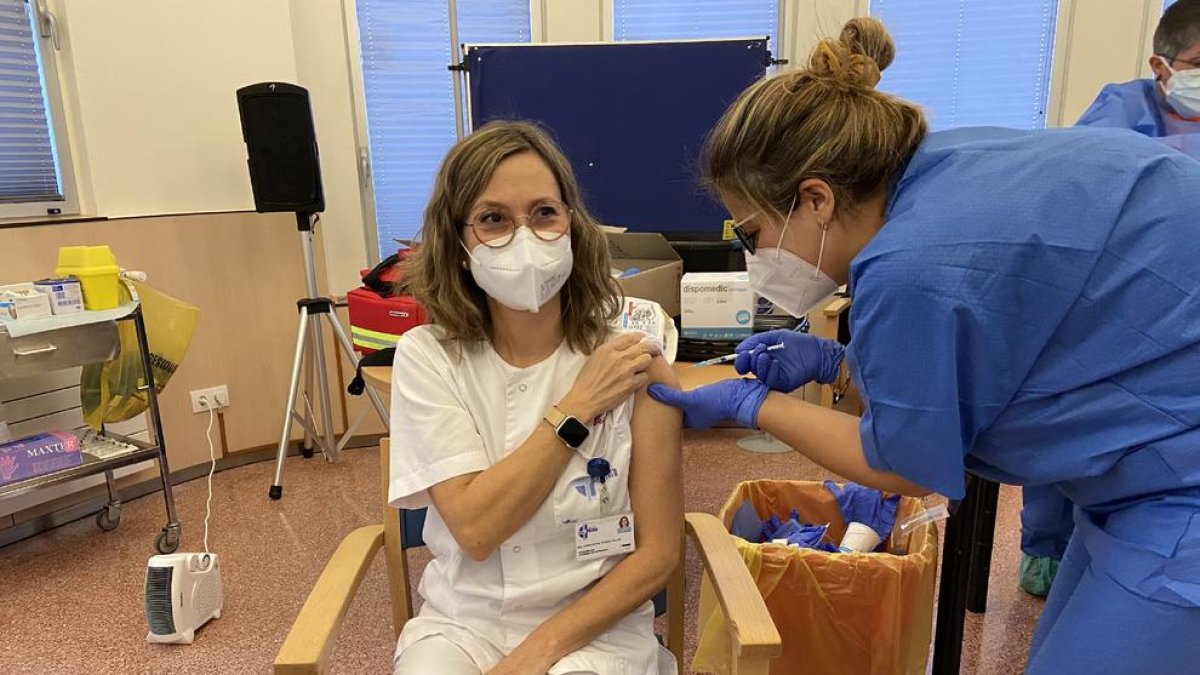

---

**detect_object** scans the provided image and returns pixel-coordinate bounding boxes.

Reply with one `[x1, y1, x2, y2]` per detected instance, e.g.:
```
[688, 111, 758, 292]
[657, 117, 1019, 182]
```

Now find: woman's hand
[734, 329, 845, 392]
[648, 378, 769, 430]
[484, 649, 553, 675]
[558, 332, 661, 420]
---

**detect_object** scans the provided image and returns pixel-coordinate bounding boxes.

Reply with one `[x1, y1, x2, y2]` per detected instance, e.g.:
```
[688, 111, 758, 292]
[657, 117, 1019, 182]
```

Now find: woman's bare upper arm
[628, 355, 683, 552]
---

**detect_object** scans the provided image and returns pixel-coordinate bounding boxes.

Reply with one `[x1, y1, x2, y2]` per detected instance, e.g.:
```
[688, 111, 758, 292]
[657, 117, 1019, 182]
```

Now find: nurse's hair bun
[808, 17, 894, 90]
[704, 15, 925, 227]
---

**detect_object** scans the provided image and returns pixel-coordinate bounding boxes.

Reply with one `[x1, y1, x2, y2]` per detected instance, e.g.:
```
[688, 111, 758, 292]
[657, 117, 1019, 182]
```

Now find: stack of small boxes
[0, 245, 120, 321]
[0, 278, 84, 320]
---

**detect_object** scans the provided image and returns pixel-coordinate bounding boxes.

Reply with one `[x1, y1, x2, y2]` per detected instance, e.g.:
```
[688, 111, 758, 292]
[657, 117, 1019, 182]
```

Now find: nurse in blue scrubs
[649, 17, 1200, 674]
[1075, 0, 1200, 159]
[1020, 0, 1200, 598]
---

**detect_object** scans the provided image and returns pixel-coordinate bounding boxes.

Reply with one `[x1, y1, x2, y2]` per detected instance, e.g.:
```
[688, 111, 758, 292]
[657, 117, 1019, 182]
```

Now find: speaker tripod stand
[268, 212, 389, 500]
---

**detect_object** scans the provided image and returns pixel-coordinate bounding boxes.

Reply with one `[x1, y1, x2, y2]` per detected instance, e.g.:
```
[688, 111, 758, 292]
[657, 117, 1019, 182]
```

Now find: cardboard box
[33, 277, 84, 315]
[0, 431, 82, 487]
[681, 272, 755, 340]
[606, 231, 683, 317]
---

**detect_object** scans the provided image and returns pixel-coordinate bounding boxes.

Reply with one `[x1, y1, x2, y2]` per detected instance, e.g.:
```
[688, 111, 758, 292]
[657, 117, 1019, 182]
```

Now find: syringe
[690, 343, 784, 368]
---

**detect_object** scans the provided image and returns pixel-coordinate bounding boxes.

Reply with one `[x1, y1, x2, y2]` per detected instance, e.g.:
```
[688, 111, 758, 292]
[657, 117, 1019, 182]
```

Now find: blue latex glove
[824, 480, 902, 541]
[761, 514, 785, 542]
[648, 378, 769, 430]
[730, 500, 764, 543]
[759, 509, 838, 551]
[773, 519, 831, 549]
[734, 329, 845, 392]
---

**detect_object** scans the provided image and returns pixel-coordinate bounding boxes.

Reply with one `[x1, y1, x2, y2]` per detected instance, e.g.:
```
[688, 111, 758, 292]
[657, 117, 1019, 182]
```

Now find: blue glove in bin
[749, 506, 837, 551]
[824, 480, 901, 546]
[730, 499, 764, 542]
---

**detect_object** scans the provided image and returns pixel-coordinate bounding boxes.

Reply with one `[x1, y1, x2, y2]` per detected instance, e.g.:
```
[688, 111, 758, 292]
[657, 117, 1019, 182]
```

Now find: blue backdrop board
[464, 39, 769, 239]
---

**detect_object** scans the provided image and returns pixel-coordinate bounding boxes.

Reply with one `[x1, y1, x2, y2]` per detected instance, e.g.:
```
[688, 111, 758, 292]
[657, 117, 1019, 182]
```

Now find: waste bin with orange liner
[694, 480, 939, 675]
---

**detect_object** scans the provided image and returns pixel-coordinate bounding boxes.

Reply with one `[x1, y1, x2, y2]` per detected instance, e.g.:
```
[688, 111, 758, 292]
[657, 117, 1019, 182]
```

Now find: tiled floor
[0, 429, 1042, 674]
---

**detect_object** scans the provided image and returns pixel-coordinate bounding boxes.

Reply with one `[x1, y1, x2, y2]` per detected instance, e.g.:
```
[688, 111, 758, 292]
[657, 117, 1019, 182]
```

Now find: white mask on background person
[1157, 56, 1200, 118]
[744, 196, 839, 318]
[464, 227, 573, 313]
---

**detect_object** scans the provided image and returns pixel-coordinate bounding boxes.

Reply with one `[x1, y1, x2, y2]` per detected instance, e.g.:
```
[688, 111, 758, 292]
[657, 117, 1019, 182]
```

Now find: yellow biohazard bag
[694, 480, 939, 675]
[81, 280, 199, 429]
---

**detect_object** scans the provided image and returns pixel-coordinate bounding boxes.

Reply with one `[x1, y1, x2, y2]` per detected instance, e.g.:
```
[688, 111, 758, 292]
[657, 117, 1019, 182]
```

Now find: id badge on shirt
[574, 513, 636, 561]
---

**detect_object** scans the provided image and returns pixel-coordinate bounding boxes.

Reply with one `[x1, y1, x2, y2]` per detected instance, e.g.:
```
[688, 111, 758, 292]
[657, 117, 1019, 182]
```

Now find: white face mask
[464, 227, 573, 313]
[744, 196, 839, 318]
[1158, 56, 1200, 118]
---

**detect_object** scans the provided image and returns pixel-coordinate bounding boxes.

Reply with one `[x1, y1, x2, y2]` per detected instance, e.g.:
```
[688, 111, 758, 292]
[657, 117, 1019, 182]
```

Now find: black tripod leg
[932, 476, 980, 675]
[967, 478, 1001, 613]
[300, 328, 315, 459]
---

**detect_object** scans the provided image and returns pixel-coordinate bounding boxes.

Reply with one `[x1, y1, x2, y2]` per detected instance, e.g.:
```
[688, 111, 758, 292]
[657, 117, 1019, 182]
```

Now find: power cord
[200, 396, 218, 556]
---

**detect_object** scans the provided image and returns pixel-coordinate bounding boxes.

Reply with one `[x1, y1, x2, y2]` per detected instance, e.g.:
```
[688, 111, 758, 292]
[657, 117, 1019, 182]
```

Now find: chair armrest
[685, 513, 782, 661]
[274, 525, 386, 675]
[822, 296, 851, 318]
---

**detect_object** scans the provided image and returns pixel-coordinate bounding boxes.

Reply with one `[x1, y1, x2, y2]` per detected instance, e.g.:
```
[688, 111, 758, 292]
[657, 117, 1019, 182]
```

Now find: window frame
[345, 0, 534, 263]
[1, 0, 79, 219]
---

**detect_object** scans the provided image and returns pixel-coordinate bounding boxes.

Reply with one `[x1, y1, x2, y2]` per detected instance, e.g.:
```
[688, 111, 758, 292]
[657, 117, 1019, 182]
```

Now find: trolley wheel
[155, 529, 180, 555]
[96, 505, 121, 532]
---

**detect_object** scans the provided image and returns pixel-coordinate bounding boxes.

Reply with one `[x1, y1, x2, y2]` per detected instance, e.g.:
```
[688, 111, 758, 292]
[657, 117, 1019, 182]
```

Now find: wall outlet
[190, 385, 230, 413]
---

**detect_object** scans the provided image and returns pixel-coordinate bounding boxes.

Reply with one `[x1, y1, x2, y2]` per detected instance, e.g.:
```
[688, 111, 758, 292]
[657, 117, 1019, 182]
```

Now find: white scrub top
[388, 325, 664, 675]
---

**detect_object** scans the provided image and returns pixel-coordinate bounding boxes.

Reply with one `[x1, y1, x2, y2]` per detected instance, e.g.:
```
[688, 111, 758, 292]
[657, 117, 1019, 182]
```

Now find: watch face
[558, 417, 590, 448]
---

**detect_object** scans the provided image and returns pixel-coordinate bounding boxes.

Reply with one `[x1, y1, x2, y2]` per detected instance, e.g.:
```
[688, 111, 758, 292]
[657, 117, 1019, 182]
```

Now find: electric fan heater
[144, 553, 223, 644]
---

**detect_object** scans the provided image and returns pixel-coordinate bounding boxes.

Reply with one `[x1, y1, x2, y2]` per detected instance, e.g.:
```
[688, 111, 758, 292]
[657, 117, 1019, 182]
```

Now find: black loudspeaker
[236, 82, 325, 213]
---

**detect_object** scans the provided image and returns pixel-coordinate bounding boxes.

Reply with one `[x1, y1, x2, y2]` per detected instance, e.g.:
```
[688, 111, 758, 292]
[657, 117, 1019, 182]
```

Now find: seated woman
[389, 121, 683, 675]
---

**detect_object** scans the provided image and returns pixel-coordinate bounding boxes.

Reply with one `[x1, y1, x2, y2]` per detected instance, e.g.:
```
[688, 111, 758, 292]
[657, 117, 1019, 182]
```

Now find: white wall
[50, 0, 297, 218]
[286, 0, 372, 291]
[541, 0, 605, 41]
[44, 0, 368, 293]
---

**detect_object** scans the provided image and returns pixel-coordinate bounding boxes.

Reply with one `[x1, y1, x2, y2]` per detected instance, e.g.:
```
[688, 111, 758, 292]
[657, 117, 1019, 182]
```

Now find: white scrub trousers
[393, 634, 675, 675]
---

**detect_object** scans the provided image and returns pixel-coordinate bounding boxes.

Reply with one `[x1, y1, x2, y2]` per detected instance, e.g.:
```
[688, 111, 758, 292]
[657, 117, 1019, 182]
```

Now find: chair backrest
[400, 508, 427, 550]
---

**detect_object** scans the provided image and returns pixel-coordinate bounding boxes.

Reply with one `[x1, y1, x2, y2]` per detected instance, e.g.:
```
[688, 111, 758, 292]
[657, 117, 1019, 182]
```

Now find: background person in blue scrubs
[1075, 0, 1200, 157]
[650, 17, 1200, 674]
[1020, 0, 1200, 599]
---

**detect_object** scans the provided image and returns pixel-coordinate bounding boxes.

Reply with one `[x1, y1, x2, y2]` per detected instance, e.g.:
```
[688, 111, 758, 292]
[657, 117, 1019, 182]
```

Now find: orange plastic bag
[693, 480, 939, 675]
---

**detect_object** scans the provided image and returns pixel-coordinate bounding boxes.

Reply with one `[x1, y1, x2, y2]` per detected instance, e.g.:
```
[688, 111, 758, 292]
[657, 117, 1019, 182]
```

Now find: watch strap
[544, 405, 568, 430]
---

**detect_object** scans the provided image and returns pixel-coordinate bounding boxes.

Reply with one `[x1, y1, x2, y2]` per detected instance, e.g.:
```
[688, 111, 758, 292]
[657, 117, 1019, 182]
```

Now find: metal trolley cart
[0, 295, 180, 554]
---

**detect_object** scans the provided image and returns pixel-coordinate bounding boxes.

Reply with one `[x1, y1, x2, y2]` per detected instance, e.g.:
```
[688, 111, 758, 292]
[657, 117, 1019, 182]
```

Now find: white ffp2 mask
[745, 198, 838, 318]
[1158, 57, 1200, 118]
[465, 228, 573, 313]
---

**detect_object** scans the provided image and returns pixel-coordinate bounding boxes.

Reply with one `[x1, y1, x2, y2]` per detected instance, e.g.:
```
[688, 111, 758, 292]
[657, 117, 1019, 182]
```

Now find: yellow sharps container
[55, 246, 121, 310]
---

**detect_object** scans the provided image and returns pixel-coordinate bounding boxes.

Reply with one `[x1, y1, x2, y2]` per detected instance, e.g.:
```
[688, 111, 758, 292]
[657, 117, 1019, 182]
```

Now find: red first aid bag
[346, 249, 426, 354]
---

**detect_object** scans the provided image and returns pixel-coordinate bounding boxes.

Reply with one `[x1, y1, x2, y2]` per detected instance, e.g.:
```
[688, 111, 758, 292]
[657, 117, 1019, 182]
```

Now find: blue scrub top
[846, 127, 1200, 606]
[1077, 78, 1200, 159]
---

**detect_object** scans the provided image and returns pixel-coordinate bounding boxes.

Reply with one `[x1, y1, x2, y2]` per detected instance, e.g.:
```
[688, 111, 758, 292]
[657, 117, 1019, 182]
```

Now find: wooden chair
[803, 292, 862, 414]
[274, 440, 782, 675]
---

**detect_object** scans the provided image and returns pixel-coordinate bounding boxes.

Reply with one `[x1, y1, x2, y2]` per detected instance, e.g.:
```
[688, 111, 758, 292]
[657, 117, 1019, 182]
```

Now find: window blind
[613, 0, 777, 41]
[356, 0, 528, 254]
[0, 0, 61, 203]
[870, 0, 1059, 131]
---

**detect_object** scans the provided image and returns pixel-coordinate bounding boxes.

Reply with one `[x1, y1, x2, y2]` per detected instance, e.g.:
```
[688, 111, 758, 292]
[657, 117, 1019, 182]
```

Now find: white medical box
[0, 283, 53, 321]
[33, 278, 84, 315]
[680, 272, 755, 340]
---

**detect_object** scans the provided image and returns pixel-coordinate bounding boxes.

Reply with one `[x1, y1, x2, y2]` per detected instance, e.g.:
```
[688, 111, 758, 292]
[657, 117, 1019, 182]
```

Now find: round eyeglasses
[465, 199, 573, 248]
